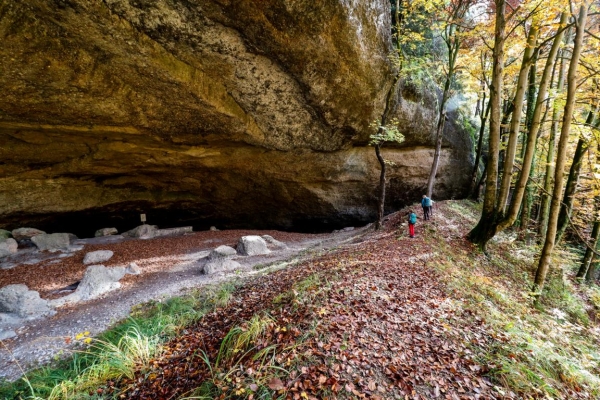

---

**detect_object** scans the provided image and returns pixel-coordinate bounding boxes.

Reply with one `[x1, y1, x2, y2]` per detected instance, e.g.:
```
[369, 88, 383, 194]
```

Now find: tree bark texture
[497, 26, 538, 215]
[375, 143, 387, 230]
[577, 217, 600, 279]
[497, 13, 568, 233]
[470, 100, 491, 197]
[534, 6, 587, 295]
[555, 137, 589, 243]
[468, 0, 506, 250]
[539, 48, 567, 239]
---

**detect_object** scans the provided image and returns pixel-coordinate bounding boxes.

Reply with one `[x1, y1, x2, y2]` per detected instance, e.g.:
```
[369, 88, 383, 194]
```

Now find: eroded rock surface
[0, 284, 55, 320]
[237, 236, 270, 256]
[31, 233, 72, 251]
[0, 238, 18, 258]
[0, 0, 473, 234]
[83, 250, 114, 265]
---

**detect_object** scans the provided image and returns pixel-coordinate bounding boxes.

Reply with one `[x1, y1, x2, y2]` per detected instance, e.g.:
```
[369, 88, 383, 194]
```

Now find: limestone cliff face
[0, 0, 472, 235]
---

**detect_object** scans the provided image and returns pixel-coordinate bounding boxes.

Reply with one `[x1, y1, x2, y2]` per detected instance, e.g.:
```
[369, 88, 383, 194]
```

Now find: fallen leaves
[123, 205, 500, 399]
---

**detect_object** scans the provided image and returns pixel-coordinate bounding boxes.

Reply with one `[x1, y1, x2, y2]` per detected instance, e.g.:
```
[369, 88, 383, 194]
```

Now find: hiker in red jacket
[407, 210, 417, 238]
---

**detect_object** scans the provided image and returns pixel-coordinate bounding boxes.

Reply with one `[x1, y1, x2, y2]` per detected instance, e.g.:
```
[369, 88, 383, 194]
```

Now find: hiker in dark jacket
[421, 195, 432, 220]
[407, 210, 417, 238]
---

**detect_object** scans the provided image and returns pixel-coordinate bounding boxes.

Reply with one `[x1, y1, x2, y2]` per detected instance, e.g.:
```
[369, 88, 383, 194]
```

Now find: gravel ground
[0, 227, 369, 381]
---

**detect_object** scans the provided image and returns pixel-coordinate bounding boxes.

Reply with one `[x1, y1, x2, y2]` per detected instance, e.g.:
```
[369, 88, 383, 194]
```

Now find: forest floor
[0, 227, 366, 382]
[2, 200, 600, 399]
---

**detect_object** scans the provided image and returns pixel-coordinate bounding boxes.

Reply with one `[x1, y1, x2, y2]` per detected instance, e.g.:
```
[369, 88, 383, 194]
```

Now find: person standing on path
[407, 210, 417, 238]
[421, 195, 432, 220]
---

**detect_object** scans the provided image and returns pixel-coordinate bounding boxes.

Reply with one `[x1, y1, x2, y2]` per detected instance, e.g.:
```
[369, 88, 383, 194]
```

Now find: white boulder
[237, 236, 270, 256]
[0, 238, 18, 257]
[203, 245, 241, 274]
[95, 227, 118, 237]
[122, 225, 158, 239]
[31, 233, 71, 251]
[83, 250, 114, 265]
[12, 227, 45, 241]
[261, 235, 288, 250]
[0, 284, 55, 319]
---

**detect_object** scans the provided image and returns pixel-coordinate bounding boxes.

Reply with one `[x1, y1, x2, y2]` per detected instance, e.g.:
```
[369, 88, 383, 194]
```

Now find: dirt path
[125, 204, 498, 399]
[0, 227, 369, 381]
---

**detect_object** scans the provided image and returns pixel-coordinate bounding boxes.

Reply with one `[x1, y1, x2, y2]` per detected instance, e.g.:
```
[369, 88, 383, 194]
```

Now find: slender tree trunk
[577, 217, 600, 279]
[375, 143, 387, 229]
[497, 26, 538, 214]
[533, 6, 587, 296]
[427, 111, 447, 197]
[497, 13, 568, 233]
[586, 258, 600, 282]
[555, 137, 589, 243]
[468, 0, 506, 251]
[539, 49, 568, 239]
[427, 27, 459, 198]
[470, 99, 491, 196]
[518, 56, 539, 241]
[519, 147, 537, 242]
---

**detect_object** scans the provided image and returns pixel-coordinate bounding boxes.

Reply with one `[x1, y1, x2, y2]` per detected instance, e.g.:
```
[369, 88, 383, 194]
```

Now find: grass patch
[425, 201, 600, 398]
[0, 281, 238, 400]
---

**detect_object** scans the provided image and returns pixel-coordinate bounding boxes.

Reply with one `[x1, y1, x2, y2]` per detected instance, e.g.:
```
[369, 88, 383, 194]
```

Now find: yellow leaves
[75, 331, 91, 343]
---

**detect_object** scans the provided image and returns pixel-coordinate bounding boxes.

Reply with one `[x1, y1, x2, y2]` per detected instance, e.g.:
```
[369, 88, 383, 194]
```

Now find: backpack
[409, 213, 417, 224]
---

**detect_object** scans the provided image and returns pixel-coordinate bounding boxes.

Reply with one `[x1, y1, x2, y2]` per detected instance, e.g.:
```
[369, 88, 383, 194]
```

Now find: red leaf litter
[0, 230, 325, 299]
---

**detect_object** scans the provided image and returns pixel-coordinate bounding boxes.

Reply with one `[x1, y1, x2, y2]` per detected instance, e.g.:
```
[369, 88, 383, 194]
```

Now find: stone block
[83, 250, 114, 265]
[237, 236, 270, 256]
[31, 233, 71, 251]
[12, 227, 45, 241]
[95, 227, 119, 237]
[0, 238, 18, 257]
[0, 284, 55, 319]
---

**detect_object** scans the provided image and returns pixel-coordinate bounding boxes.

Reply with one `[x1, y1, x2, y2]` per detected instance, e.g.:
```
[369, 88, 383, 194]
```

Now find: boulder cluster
[0, 225, 288, 340]
[1, 227, 75, 257]
[201, 234, 288, 275]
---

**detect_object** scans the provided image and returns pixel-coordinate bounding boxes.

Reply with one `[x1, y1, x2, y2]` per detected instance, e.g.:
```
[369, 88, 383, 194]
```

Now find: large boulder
[11, 228, 45, 241]
[203, 245, 241, 274]
[83, 250, 114, 265]
[0, 284, 55, 319]
[95, 227, 118, 237]
[122, 225, 158, 239]
[261, 235, 288, 250]
[52, 264, 140, 306]
[237, 236, 270, 256]
[154, 226, 193, 237]
[0, 238, 18, 258]
[76, 265, 127, 300]
[208, 245, 238, 260]
[31, 233, 71, 251]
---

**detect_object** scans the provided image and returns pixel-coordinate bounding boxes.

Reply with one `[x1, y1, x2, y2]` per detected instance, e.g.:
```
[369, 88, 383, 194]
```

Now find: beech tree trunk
[517, 56, 539, 241]
[539, 48, 568, 239]
[497, 13, 568, 233]
[555, 137, 589, 243]
[468, 0, 506, 251]
[577, 215, 600, 279]
[533, 6, 587, 296]
[470, 99, 491, 197]
[497, 26, 538, 215]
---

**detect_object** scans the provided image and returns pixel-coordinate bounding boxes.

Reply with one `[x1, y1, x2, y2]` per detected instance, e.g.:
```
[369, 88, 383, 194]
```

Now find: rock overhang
[0, 0, 473, 235]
